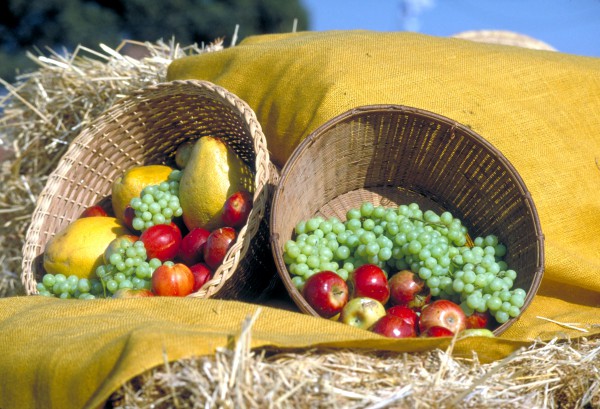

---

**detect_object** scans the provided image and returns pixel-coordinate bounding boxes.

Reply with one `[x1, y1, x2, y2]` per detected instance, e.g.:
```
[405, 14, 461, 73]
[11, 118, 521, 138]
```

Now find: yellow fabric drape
[2, 31, 599, 409]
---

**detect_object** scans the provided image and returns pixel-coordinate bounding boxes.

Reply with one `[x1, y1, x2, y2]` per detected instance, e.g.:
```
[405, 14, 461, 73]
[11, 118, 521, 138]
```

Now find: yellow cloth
[1, 295, 597, 409]
[2, 31, 600, 409]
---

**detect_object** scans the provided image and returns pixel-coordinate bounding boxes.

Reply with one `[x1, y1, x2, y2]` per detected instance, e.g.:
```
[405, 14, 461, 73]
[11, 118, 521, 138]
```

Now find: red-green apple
[140, 223, 182, 262]
[80, 205, 108, 218]
[419, 299, 467, 335]
[386, 305, 419, 333]
[465, 311, 492, 329]
[339, 297, 387, 329]
[349, 264, 390, 305]
[222, 190, 253, 228]
[178, 228, 211, 266]
[189, 262, 212, 292]
[458, 328, 495, 338]
[151, 262, 194, 296]
[203, 227, 237, 269]
[112, 288, 154, 298]
[302, 271, 349, 318]
[369, 314, 417, 338]
[420, 325, 455, 337]
[388, 270, 431, 310]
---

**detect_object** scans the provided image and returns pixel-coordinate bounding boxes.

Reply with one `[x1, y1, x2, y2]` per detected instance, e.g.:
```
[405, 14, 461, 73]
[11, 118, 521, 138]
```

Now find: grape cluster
[36, 274, 103, 299]
[95, 239, 162, 296]
[130, 170, 183, 232]
[283, 202, 526, 324]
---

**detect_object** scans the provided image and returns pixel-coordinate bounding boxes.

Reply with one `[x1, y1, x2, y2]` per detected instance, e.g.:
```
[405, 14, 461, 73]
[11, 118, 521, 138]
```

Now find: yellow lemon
[111, 165, 173, 224]
[43, 217, 130, 279]
[179, 136, 253, 231]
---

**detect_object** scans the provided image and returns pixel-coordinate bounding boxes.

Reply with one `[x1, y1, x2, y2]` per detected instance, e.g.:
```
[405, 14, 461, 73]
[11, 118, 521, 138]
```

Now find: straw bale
[109, 311, 600, 408]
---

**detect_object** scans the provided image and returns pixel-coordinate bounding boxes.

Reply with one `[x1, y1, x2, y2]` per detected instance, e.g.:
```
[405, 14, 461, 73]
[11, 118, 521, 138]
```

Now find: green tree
[0, 0, 309, 84]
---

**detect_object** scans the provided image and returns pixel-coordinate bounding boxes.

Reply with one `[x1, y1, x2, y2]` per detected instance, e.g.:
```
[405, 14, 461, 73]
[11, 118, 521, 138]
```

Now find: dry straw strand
[108, 319, 600, 409]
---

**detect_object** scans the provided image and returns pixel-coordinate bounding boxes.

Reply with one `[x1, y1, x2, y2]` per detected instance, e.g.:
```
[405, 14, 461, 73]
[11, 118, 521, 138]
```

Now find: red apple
[151, 262, 194, 296]
[190, 262, 212, 292]
[112, 288, 154, 298]
[140, 223, 182, 262]
[221, 190, 253, 228]
[349, 264, 390, 305]
[388, 270, 431, 311]
[302, 271, 349, 318]
[178, 228, 211, 265]
[370, 314, 417, 338]
[419, 299, 467, 335]
[466, 311, 492, 329]
[80, 205, 108, 218]
[104, 234, 139, 264]
[123, 205, 137, 231]
[386, 305, 419, 333]
[421, 326, 455, 338]
[203, 227, 237, 269]
[339, 297, 387, 329]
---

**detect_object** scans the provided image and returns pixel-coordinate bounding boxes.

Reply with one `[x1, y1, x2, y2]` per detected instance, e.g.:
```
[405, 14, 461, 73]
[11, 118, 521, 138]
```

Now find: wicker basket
[22, 79, 280, 300]
[270, 105, 544, 335]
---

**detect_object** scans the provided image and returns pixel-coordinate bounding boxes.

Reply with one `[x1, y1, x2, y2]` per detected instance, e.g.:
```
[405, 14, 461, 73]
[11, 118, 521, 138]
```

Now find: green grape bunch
[130, 170, 183, 232]
[283, 201, 527, 326]
[95, 238, 162, 297]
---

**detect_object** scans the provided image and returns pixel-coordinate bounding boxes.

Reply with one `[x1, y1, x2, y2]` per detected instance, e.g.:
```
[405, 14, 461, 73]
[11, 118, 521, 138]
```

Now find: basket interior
[270, 105, 544, 335]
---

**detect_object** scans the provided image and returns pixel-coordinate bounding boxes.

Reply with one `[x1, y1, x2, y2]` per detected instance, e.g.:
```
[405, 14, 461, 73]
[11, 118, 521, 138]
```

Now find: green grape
[508, 305, 521, 317]
[291, 276, 305, 290]
[42, 274, 56, 288]
[319, 221, 333, 234]
[336, 231, 349, 244]
[306, 217, 321, 232]
[378, 247, 392, 261]
[360, 231, 376, 245]
[487, 296, 502, 311]
[362, 219, 375, 234]
[77, 278, 91, 293]
[313, 229, 324, 239]
[336, 269, 349, 281]
[365, 242, 380, 256]
[346, 208, 361, 220]
[295, 221, 307, 235]
[295, 254, 308, 264]
[119, 279, 133, 289]
[360, 202, 374, 217]
[335, 245, 350, 260]
[495, 310, 510, 323]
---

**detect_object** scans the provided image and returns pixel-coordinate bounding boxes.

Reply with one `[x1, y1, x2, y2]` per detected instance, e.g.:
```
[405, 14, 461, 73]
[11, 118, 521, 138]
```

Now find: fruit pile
[37, 136, 254, 299]
[283, 202, 527, 338]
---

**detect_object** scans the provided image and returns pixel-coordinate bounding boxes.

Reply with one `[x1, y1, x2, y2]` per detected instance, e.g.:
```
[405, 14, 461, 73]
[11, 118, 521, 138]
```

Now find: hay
[0, 38, 221, 297]
[108, 310, 600, 408]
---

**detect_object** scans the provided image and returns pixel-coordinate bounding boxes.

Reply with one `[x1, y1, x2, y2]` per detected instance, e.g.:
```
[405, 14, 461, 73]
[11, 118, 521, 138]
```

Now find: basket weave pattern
[270, 105, 544, 335]
[22, 80, 279, 300]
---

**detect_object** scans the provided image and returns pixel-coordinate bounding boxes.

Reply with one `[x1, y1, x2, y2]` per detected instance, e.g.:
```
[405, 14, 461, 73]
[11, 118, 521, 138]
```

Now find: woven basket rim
[270, 104, 545, 336]
[21, 79, 273, 299]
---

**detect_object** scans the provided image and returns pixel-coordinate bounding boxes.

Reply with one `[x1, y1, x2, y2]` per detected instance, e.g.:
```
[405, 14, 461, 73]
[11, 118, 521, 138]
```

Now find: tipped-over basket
[22, 79, 279, 300]
[270, 104, 544, 335]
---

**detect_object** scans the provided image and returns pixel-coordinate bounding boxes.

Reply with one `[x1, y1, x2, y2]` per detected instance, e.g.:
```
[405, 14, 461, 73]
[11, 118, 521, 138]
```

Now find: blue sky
[300, 0, 600, 58]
